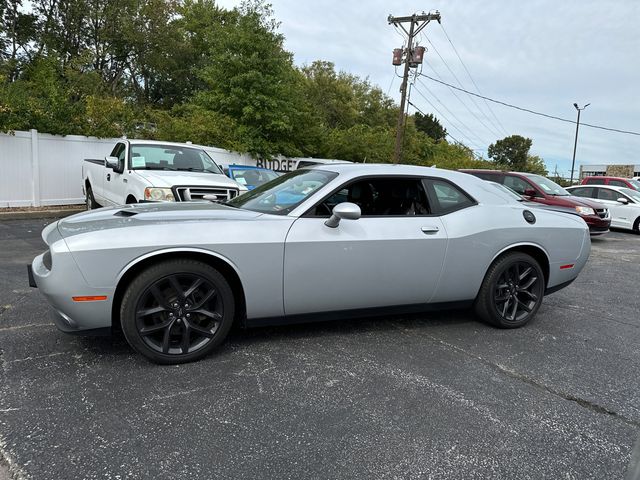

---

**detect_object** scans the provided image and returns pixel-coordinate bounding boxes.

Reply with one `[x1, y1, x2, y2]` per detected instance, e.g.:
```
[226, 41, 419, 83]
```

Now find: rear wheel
[85, 185, 100, 210]
[633, 217, 640, 234]
[120, 259, 235, 364]
[474, 252, 545, 328]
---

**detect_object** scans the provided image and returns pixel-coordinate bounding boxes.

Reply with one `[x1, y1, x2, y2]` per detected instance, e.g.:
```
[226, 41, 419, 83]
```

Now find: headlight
[144, 187, 175, 201]
[575, 206, 595, 216]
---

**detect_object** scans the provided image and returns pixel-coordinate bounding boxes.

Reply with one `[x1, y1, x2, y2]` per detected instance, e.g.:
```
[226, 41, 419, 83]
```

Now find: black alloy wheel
[121, 259, 235, 364]
[475, 252, 545, 328]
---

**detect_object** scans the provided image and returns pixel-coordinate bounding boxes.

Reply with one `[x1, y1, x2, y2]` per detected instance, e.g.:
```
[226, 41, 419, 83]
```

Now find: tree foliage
[414, 112, 446, 142]
[0, 0, 526, 172]
[487, 135, 532, 171]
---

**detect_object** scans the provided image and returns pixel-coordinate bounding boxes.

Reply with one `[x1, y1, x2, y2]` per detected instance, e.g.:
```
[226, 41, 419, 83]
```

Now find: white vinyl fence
[0, 129, 336, 208]
[0, 130, 253, 208]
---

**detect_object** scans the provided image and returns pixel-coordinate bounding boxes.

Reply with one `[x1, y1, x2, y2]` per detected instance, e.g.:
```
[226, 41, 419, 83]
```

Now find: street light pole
[570, 102, 590, 184]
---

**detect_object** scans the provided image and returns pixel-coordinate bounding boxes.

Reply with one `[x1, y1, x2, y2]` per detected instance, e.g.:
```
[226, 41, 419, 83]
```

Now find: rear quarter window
[424, 179, 476, 215]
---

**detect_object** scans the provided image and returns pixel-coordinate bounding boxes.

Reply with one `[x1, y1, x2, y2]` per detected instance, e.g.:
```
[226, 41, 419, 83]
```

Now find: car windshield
[488, 182, 523, 201]
[231, 168, 280, 187]
[628, 179, 640, 190]
[525, 174, 570, 196]
[129, 144, 223, 174]
[620, 187, 640, 203]
[226, 169, 338, 215]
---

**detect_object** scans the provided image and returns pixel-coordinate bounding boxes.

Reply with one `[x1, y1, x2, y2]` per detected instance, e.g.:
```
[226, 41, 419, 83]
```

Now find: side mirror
[105, 156, 119, 170]
[523, 188, 537, 197]
[325, 202, 361, 228]
[617, 197, 629, 205]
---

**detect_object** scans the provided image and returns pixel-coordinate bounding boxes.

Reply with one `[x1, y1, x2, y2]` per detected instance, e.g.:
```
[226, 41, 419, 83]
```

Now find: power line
[439, 23, 509, 136]
[413, 79, 490, 147]
[421, 74, 640, 137]
[408, 100, 471, 149]
[409, 88, 484, 150]
[424, 37, 503, 139]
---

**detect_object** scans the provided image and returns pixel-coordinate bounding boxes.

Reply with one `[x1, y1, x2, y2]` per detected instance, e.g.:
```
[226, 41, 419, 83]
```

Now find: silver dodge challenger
[29, 164, 591, 364]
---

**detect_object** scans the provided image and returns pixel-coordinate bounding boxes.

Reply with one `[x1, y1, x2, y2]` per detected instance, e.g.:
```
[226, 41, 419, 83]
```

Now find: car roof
[127, 139, 211, 150]
[227, 164, 274, 171]
[569, 184, 629, 192]
[583, 176, 629, 180]
[309, 162, 488, 184]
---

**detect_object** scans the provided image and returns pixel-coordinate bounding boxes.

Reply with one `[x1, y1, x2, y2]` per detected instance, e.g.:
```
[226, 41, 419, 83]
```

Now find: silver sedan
[30, 164, 591, 364]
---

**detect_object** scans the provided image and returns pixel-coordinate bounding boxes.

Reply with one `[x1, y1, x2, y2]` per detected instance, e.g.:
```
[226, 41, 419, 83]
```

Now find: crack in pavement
[392, 323, 640, 429]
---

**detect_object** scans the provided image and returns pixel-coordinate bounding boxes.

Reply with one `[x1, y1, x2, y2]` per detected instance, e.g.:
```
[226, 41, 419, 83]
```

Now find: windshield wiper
[137, 166, 177, 171]
[175, 167, 215, 173]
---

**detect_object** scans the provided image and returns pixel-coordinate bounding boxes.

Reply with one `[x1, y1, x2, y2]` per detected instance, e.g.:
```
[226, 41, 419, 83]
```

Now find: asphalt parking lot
[0, 217, 639, 479]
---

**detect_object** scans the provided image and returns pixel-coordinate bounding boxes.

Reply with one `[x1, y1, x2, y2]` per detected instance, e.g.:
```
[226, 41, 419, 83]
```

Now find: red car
[461, 170, 611, 235]
[581, 176, 640, 191]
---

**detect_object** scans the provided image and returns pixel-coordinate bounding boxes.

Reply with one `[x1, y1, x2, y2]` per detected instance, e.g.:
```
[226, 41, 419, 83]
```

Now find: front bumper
[30, 247, 114, 334]
[583, 215, 611, 236]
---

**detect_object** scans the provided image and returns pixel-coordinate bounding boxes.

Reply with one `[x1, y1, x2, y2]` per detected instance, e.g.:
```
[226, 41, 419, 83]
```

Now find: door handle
[106, 173, 111, 181]
[421, 226, 439, 234]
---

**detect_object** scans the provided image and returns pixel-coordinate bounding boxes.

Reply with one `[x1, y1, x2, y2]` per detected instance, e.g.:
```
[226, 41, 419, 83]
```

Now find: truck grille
[595, 208, 609, 219]
[173, 186, 238, 202]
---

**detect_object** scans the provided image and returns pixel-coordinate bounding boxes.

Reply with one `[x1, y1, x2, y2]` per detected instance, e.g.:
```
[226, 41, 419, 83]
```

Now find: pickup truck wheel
[474, 252, 544, 329]
[85, 186, 100, 210]
[120, 259, 235, 364]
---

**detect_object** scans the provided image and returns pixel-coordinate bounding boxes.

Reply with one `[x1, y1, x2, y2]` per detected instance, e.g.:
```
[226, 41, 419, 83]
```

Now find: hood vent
[114, 210, 138, 217]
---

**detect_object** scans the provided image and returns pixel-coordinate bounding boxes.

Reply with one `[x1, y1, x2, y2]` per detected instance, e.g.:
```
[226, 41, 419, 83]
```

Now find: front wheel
[120, 259, 235, 364]
[474, 252, 545, 328]
[85, 185, 100, 210]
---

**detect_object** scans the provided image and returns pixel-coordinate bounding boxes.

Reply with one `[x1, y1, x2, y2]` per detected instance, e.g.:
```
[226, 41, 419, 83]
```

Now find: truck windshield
[129, 144, 223, 174]
[525, 174, 570, 196]
[226, 169, 338, 215]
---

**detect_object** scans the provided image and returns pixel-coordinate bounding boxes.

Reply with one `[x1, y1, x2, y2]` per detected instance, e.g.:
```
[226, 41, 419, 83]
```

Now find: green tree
[414, 112, 446, 142]
[487, 135, 533, 171]
[524, 154, 548, 175]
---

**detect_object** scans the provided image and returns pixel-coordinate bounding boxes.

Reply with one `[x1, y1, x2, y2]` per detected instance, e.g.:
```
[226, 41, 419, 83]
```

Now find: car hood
[547, 195, 606, 209]
[55, 202, 262, 239]
[134, 170, 245, 190]
[523, 201, 580, 216]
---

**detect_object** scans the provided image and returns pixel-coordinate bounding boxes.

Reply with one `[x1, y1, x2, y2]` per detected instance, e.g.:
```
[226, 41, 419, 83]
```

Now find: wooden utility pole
[388, 12, 441, 164]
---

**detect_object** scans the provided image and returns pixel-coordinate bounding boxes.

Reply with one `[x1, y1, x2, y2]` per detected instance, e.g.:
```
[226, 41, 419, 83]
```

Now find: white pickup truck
[82, 140, 247, 208]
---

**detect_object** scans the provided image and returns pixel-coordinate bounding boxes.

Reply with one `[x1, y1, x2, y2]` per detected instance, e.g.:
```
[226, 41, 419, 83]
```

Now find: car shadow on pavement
[68, 308, 477, 362]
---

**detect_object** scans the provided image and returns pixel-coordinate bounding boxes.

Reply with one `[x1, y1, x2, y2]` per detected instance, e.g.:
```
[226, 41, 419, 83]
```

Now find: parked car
[567, 185, 640, 233]
[460, 170, 611, 235]
[224, 165, 280, 190]
[29, 164, 591, 364]
[82, 140, 247, 208]
[581, 176, 640, 191]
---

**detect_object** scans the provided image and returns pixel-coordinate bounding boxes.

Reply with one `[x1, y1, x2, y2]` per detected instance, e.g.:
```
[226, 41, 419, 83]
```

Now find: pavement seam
[392, 322, 640, 429]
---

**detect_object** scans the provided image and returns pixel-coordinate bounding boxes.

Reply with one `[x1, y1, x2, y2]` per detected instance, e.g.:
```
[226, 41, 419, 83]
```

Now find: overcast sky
[218, 0, 639, 175]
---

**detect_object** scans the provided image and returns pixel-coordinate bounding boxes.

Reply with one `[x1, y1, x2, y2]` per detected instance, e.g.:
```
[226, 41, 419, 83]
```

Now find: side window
[313, 177, 431, 216]
[609, 180, 627, 188]
[570, 187, 594, 198]
[110, 143, 124, 158]
[109, 143, 126, 171]
[424, 179, 475, 215]
[503, 175, 532, 195]
[585, 177, 605, 185]
[597, 188, 617, 201]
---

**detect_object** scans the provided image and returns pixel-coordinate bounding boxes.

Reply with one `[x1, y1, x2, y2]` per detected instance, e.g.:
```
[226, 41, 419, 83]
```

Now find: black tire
[474, 252, 545, 329]
[120, 259, 235, 364]
[633, 217, 640, 234]
[85, 185, 100, 210]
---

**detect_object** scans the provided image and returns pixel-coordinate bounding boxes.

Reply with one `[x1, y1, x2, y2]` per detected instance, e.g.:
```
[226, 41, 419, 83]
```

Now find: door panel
[104, 143, 128, 206]
[595, 188, 630, 229]
[283, 216, 447, 315]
